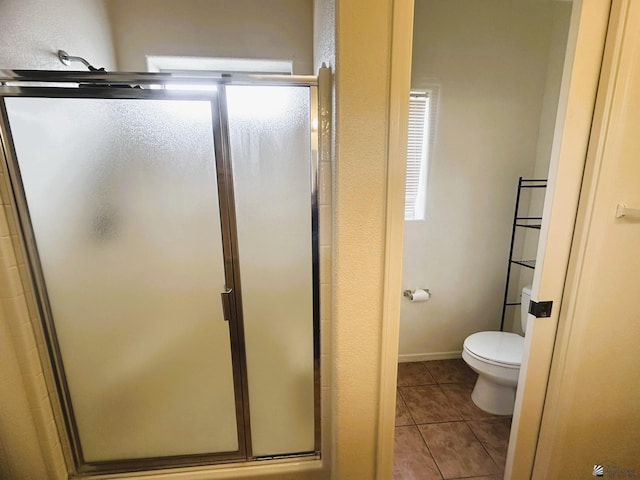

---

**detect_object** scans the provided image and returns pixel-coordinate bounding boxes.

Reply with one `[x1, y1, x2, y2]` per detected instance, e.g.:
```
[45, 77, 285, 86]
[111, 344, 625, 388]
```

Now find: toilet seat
[463, 331, 523, 367]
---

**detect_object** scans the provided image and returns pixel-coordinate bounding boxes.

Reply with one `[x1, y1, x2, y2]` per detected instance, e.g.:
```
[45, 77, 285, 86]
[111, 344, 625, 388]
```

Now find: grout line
[465, 419, 502, 475]
[415, 423, 445, 480]
[414, 418, 465, 426]
[397, 381, 438, 387]
[395, 360, 507, 479]
[396, 360, 507, 480]
[394, 392, 411, 427]
[467, 417, 512, 469]
[396, 387, 417, 426]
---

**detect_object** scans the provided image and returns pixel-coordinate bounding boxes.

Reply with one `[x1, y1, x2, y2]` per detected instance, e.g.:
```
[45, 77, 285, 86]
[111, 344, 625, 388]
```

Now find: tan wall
[332, 0, 395, 477]
[0, 296, 48, 479]
[532, 3, 573, 179]
[314, 0, 335, 72]
[519, 3, 573, 326]
[106, 0, 313, 74]
[400, 0, 565, 358]
[0, 0, 116, 70]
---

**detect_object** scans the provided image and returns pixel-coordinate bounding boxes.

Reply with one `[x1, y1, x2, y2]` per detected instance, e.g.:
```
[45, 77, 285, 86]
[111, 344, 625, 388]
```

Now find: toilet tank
[521, 286, 532, 332]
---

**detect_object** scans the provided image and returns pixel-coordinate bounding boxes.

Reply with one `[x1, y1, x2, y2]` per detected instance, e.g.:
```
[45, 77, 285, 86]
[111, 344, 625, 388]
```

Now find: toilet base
[470, 375, 516, 415]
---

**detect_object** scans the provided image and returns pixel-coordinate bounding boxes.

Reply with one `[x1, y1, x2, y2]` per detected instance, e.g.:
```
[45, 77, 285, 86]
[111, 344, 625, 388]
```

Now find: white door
[532, 0, 640, 476]
[504, 1, 612, 478]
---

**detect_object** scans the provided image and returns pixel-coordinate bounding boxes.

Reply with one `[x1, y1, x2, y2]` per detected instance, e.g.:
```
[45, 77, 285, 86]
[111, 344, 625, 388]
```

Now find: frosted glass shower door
[4, 96, 241, 463]
[226, 86, 316, 456]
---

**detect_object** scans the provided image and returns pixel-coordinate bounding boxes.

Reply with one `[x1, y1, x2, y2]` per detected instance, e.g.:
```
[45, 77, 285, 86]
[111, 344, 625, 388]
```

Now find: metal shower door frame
[0, 71, 321, 476]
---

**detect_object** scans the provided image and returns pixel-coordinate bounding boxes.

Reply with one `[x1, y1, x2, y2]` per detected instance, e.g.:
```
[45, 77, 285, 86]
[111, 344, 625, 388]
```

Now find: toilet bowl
[461, 286, 531, 415]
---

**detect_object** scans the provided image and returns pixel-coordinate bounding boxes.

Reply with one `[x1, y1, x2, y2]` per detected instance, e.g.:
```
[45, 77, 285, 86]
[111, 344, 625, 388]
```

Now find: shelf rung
[511, 259, 536, 269]
[520, 178, 548, 187]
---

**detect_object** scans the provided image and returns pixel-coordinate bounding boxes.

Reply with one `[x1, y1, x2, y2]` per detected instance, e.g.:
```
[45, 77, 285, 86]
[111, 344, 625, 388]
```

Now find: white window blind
[405, 91, 431, 220]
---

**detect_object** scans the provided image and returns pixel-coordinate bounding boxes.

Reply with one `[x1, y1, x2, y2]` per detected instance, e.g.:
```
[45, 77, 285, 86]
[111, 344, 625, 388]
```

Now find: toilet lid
[464, 331, 523, 366]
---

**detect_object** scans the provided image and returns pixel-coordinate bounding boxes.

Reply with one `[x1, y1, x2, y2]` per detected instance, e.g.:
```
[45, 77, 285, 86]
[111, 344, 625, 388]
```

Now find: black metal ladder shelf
[499, 177, 547, 331]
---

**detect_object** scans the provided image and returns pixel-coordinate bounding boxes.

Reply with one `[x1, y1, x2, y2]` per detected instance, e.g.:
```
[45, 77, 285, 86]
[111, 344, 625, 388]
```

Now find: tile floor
[394, 359, 512, 480]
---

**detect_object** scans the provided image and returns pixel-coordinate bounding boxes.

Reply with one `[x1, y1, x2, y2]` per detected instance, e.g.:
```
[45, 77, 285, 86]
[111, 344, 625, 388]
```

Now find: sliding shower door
[3, 94, 244, 466]
[0, 75, 320, 475]
[226, 85, 316, 457]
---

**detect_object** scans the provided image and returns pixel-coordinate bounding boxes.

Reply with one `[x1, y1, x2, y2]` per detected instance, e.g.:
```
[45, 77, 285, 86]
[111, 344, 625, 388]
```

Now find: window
[145, 56, 294, 96]
[146, 55, 293, 75]
[405, 89, 436, 221]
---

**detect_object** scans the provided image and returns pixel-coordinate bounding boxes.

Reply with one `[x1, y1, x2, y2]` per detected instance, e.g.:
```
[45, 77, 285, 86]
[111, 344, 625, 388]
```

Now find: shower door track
[0, 71, 322, 477]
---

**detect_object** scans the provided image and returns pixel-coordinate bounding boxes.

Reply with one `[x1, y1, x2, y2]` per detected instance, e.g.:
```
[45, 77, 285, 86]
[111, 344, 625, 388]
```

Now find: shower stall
[0, 68, 326, 475]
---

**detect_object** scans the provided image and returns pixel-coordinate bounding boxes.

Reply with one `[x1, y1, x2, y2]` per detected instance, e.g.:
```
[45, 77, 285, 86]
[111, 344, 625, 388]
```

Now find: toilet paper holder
[403, 288, 431, 298]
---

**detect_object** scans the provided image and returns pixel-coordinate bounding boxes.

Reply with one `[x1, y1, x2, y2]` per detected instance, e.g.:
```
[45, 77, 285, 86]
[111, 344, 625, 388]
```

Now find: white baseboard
[398, 351, 462, 363]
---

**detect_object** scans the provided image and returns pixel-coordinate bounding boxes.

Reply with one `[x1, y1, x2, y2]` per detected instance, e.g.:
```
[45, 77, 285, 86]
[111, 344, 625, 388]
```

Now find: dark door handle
[220, 288, 233, 321]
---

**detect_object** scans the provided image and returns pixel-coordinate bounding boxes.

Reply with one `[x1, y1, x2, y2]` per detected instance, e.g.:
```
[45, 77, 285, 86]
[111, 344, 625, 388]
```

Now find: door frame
[379, 1, 612, 478]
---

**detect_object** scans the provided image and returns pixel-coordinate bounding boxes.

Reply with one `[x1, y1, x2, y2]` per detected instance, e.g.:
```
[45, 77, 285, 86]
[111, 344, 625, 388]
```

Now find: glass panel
[227, 86, 315, 456]
[5, 97, 238, 462]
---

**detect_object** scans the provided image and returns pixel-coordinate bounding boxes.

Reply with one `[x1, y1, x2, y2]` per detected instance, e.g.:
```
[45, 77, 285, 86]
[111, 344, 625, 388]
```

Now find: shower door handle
[220, 288, 233, 322]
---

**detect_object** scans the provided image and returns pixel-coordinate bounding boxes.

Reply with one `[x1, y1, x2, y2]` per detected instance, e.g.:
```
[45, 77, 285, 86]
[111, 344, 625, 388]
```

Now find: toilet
[461, 286, 531, 415]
